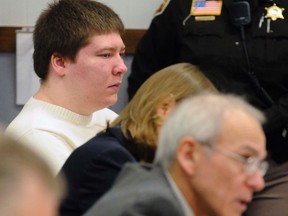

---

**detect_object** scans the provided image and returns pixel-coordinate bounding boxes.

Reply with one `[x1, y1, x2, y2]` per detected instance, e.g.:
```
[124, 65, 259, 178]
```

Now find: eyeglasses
[203, 145, 268, 176]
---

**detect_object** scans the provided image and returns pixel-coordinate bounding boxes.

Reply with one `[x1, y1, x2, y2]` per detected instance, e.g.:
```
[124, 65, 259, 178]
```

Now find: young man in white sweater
[6, 0, 127, 174]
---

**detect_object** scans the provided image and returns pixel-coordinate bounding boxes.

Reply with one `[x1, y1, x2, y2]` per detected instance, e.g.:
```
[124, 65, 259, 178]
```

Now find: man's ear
[177, 136, 199, 176]
[50, 53, 67, 77]
[156, 94, 176, 122]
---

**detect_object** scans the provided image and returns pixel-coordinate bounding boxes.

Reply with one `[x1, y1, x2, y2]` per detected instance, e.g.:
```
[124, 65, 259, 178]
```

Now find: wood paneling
[0, 27, 145, 54]
[0, 27, 21, 52]
[123, 29, 146, 54]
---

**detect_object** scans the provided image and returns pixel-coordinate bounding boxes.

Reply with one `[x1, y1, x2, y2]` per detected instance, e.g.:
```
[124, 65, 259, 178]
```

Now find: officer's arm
[264, 94, 288, 133]
[128, 0, 179, 99]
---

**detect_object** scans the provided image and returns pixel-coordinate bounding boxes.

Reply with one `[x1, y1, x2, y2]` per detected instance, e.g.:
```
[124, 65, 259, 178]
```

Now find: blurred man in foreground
[0, 132, 64, 216]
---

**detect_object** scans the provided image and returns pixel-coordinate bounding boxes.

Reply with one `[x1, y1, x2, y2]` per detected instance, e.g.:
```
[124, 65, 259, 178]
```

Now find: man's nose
[113, 55, 128, 75]
[246, 170, 265, 192]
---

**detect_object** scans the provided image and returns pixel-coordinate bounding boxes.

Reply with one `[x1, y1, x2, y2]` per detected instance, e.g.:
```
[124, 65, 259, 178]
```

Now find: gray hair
[154, 93, 265, 168]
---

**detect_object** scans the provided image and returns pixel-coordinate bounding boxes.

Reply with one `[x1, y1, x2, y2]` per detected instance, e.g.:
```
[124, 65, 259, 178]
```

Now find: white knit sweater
[6, 97, 118, 174]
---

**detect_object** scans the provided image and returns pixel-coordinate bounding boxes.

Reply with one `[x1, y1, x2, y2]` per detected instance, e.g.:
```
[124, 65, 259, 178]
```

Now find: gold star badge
[265, 3, 285, 21]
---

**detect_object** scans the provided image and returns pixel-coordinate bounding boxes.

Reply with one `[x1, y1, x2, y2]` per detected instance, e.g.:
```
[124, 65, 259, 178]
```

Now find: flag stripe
[192, 0, 222, 15]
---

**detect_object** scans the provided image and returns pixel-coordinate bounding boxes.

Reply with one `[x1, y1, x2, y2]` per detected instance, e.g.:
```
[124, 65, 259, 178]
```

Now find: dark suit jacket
[58, 127, 137, 216]
[84, 163, 186, 216]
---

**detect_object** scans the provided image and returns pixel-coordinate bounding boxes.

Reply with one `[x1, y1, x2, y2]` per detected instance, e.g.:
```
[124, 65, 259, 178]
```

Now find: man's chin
[106, 95, 118, 107]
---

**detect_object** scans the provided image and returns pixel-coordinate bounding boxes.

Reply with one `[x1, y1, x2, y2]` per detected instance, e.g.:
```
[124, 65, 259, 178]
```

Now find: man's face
[191, 110, 266, 216]
[65, 32, 127, 113]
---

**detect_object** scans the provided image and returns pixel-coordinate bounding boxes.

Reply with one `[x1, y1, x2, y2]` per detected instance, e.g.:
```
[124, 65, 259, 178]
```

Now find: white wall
[0, 0, 163, 28]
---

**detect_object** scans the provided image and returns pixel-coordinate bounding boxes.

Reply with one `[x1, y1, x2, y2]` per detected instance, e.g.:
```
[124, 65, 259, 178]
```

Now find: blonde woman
[58, 63, 217, 216]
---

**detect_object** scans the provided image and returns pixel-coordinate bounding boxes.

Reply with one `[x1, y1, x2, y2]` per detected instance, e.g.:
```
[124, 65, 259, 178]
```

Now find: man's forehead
[214, 111, 266, 155]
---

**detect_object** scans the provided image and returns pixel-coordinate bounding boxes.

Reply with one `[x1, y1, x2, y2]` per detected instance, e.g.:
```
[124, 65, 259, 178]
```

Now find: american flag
[191, 0, 222, 16]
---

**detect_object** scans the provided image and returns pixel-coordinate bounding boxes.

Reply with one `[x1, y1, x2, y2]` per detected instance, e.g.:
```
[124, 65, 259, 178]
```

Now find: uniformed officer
[128, 0, 288, 215]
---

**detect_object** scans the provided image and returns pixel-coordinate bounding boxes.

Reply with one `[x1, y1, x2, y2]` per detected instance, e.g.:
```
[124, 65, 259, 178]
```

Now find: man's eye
[100, 53, 111, 58]
[241, 154, 253, 160]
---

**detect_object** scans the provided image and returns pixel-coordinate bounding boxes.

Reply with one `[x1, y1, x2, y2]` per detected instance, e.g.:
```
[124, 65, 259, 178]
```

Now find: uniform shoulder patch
[154, 0, 171, 16]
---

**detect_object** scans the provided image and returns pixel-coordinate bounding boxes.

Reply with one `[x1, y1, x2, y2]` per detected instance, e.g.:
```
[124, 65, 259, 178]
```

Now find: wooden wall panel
[123, 29, 146, 54]
[0, 27, 145, 54]
[0, 27, 21, 52]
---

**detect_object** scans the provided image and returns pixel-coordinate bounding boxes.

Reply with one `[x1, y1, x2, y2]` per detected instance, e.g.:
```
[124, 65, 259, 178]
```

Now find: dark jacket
[84, 163, 186, 216]
[129, 0, 288, 163]
[58, 127, 137, 216]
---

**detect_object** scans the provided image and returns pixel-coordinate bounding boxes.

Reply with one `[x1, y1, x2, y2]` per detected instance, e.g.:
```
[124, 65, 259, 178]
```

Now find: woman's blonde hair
[111, 63, 217, 162]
